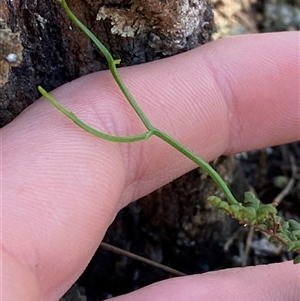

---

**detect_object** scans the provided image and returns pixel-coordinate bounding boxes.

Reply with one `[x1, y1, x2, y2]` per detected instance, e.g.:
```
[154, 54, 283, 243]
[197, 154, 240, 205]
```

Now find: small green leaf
[244, 191, 260, 210]
[241, 207, 257, 224]
[287, 241, 300, 252]
[244, 191, 255, 201]
[281, 221, 289, 232]
[208, 196, 230, 211]
[273, 175, 289, 189]
[288, 219, 300, 231]
[228, 204, 242, 216]
[257, 204, 277, 222]
[208, 196, 222, 207]
[291, 230, 300, 238]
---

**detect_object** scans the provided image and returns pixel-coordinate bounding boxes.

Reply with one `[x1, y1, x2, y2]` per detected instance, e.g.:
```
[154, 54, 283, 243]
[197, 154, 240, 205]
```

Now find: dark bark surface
[1, 0, 216, 127]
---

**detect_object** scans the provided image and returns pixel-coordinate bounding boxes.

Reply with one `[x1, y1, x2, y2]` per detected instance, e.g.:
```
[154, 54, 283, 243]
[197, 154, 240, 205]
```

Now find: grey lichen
[0, 18, 23, 87]
[97, 7, 145, 38]
[96, 0, 215, 55]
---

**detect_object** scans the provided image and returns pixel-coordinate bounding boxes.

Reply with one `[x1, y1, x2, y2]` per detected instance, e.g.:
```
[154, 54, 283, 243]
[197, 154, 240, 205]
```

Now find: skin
[2, 31, 299, 301]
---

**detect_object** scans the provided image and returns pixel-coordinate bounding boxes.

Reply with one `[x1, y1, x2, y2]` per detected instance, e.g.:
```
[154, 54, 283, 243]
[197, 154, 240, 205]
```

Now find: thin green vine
[38, 0, 300, 264]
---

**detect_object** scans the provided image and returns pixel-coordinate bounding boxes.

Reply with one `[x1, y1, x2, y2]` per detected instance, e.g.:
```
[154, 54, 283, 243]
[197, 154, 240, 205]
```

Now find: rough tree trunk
[1, 1, 241, 299]
[1, 0, 215, 125]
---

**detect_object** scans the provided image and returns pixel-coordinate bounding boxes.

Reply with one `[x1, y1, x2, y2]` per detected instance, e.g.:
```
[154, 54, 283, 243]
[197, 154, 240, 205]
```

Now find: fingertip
[109, 261, 299, 301]
[204, 32, 300, 153]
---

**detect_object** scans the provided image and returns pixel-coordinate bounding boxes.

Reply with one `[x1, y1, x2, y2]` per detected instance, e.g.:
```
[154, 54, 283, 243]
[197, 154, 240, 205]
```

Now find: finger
[2, 32, 299, 300]
[116, 31, 299, 202]
[109, 261, 299, 301]
[19, 31, 298, 204]
[3, 112, 124, 300]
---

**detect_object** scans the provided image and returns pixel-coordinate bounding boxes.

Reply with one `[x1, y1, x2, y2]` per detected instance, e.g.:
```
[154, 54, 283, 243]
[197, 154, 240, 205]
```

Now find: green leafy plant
[38, 0, 300, 264]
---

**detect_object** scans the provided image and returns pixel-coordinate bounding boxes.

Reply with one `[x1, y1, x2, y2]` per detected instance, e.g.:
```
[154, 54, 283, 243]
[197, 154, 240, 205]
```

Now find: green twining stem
[152, 129, 238, 205]
[40, 0, 239, 206]
[40, 73, 237, 203]
[38, 86, 153, 143]
[58, 0, 153, 131]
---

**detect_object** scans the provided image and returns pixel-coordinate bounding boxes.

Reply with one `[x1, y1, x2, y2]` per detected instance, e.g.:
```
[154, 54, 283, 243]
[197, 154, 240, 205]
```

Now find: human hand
[2, 31, 299, 301]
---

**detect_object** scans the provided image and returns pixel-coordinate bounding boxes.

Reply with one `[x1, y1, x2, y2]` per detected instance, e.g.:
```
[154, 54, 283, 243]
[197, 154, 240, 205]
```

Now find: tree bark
[1, 0, 215, 126]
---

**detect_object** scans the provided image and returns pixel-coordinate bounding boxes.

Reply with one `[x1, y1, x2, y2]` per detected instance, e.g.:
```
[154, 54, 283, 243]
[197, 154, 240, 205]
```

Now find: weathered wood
[1, 0, 215, 127]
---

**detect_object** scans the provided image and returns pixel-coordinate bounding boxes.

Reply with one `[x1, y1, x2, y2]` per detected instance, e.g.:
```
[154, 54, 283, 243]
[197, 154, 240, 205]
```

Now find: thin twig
[223, 228, 245, 252]
[242, 226, 254, 267]
[273, 155, 297, 206]
[100, 242, 186, 277]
